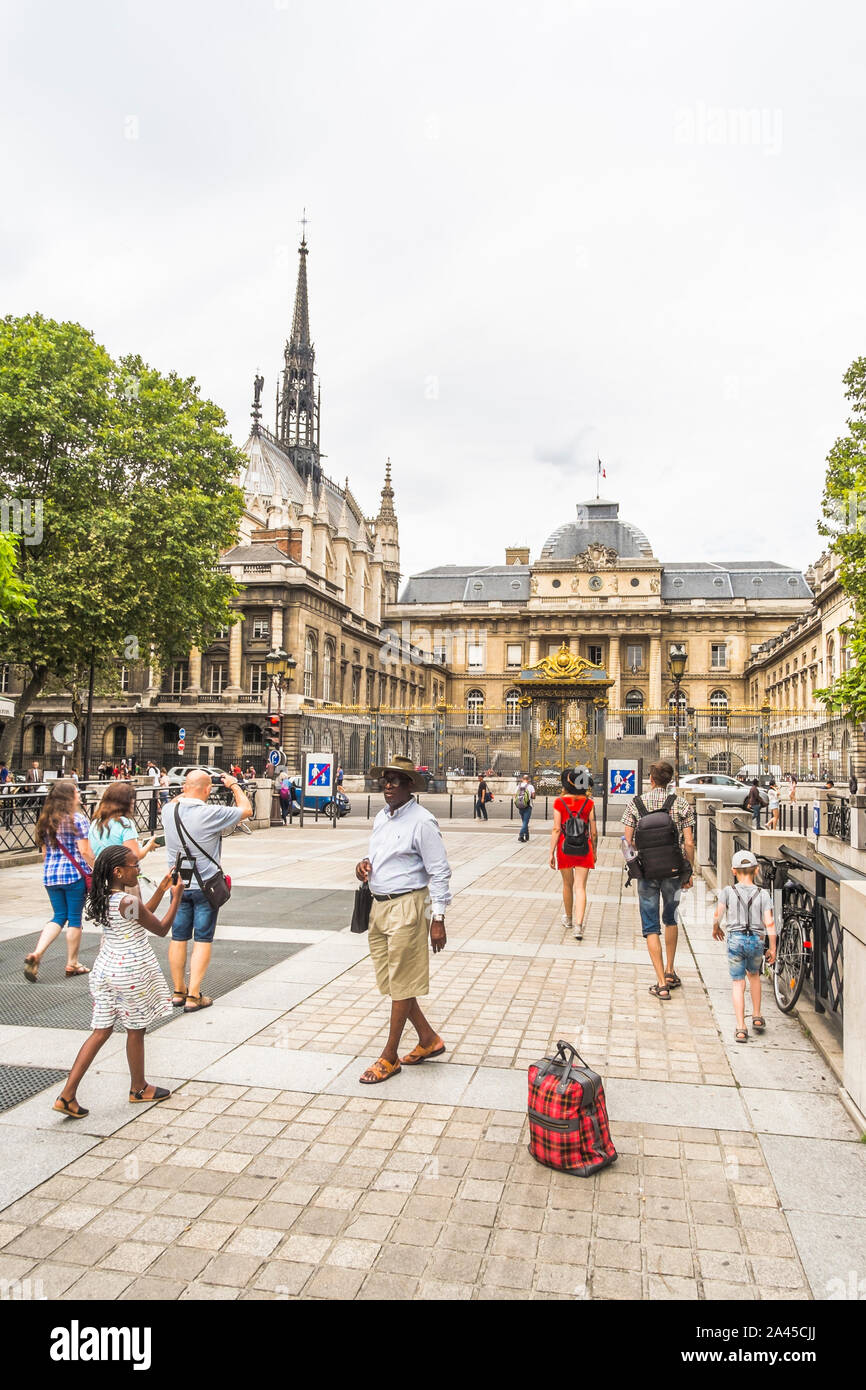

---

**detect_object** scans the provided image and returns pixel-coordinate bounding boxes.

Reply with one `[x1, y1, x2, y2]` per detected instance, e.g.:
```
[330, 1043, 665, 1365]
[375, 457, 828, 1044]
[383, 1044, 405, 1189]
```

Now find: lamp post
[759, 700, 771, 777]
[265, 647, 296, 758]
[668, 645, 687, 785]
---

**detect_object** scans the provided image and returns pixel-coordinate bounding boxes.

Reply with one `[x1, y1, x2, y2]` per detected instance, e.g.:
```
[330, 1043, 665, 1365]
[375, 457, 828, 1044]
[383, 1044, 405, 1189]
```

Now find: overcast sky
[2, 0, 863, 579]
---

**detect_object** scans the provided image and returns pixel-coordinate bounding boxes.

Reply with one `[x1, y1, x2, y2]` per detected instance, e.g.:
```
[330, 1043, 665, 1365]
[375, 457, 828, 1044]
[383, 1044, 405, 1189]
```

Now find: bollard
[367, 794, 371, 819]
[510, 799, 513, 821]
[449, 793, 453, 819]
[545, 796, 549, 819]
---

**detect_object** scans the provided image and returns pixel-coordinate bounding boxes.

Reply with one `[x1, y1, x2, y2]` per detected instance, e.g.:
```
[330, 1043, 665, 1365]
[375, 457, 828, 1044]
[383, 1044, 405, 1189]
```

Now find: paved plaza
[0, 815, 863, 1302]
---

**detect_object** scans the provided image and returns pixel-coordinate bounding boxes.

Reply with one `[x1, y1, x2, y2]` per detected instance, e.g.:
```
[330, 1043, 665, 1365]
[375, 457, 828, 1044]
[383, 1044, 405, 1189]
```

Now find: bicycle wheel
[772, 914, 808, 1012]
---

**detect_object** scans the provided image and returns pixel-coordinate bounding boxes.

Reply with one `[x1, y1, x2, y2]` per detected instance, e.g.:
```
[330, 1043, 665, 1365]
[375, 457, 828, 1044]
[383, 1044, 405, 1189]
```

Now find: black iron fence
[708, 809, 717, 869]
[777, 846, 846, 1025]
[826, 797, 851, 844]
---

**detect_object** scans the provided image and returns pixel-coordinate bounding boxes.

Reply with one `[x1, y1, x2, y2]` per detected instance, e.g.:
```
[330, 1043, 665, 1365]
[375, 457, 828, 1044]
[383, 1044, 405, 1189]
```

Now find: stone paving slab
[200, 1046, 356, 1092]
[784, 1211, 866, 1300]
[759, 1135, 866, 1218]
[723, 1043, 839, 1093]
[741, 1087, 859, 1140]
[0, 1027, 127, 1069]
[0, 1125, 99, 1210]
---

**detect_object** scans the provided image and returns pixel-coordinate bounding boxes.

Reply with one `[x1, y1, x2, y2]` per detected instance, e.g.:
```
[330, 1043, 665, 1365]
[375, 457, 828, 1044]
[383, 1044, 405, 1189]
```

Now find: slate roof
[399, 565, 530, 604]
[238, 431, 371, 548]
[661, 563, 812, 600]
[540, 499, 654, 561]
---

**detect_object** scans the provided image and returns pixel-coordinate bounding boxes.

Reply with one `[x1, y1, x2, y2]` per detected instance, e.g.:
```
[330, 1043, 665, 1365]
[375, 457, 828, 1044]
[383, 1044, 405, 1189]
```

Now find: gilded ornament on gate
[538, 719, 558, 749]
[567, 719, 588, 751]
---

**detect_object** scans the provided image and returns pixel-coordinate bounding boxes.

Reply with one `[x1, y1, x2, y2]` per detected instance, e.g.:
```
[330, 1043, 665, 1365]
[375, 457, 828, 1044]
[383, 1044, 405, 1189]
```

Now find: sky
[1, 0, 863, 579]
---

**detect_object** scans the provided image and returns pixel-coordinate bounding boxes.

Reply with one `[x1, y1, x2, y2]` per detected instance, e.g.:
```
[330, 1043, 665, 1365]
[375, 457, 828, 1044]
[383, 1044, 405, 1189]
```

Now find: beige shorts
[368, 888, 431, 1000]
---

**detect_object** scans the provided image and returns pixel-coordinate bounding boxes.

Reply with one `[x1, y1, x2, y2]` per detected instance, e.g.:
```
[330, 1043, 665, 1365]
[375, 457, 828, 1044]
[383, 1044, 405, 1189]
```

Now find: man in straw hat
[355, 755, 452, 1084]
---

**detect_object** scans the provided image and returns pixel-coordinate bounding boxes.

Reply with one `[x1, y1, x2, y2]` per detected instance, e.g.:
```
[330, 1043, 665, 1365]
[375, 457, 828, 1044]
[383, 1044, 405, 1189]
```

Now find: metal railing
[778, 801, 810, 835]
[826, 797, 851, 844]
[708, 809, 717, 868]
[772, 846, 853, 1024]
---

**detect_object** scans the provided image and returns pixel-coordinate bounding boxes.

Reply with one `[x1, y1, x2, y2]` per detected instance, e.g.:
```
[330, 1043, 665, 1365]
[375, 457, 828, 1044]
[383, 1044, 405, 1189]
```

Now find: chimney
[506, 547, 529, 565]
[250, 526, 303, 562]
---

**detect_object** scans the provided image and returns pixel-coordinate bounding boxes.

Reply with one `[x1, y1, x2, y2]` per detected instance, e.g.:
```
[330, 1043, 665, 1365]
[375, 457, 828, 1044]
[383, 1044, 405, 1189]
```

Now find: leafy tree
[0, 314, 244, 764]
[0, 532, 34, 628]
[816, 356, 866, 718]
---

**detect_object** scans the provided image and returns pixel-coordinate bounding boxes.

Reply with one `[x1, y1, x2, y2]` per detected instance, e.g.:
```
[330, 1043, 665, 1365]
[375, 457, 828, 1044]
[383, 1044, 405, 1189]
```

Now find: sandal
[401, 1037, 445, 1066]
[171, 989, 188, 1007]
[735, 1028, 749, 1043]
[65, 964, 90, 977]
[129, 1085, 172, 1103]
[53, 1095, 89, 1119]
[359, 1057, 402, 1085]
[183, 994, 213, 1013]
[664, 972, 682, 989]
[648, 984, 671, 1001]
[24, 954, 39, 983]
[752, 1016, 766, 1032]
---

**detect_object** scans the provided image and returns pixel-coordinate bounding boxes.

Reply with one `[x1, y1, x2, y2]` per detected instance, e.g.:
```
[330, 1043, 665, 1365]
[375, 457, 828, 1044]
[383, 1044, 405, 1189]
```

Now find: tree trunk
[0, 667, 47, 768]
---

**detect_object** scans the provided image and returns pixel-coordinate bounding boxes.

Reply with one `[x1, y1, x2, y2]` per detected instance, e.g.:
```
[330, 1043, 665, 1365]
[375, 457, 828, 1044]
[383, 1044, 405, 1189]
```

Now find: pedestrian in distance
[161, 768, 252, 1012]
[158, 767, 171, 807]
[767, 780, 780, 830]
[550, 765, 596, 939]
[712, 849, 776, 1042]
[515, 772, 536, 842]
[622, 760, 696, 1000]
[25, 779, 95, 983]
[89, 780, 157, 862]
[355, 755, 451, 1084]
[278, 770, 293, 824]
[746, 779, 762, 829]
[474, 774, 490, 821]
[27, 760, 40, 783]
[52, 844, 185, 1118]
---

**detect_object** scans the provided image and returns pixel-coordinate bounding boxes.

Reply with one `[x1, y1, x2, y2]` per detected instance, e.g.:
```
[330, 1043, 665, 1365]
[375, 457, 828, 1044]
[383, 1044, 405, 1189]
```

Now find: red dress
[554, 795, 595, 869]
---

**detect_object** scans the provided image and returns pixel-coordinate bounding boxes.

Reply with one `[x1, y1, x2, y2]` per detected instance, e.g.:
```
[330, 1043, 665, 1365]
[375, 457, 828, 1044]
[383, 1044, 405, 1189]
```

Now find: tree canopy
[0, 532, 34, 629]
[0, 313, 244, 761]
[816, 356, 866, 719]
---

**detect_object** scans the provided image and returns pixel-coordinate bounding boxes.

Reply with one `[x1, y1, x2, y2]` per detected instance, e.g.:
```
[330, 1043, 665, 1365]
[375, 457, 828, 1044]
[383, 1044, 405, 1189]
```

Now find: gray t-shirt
[719, 884, 772, 935]
[162, 798, 242, 884]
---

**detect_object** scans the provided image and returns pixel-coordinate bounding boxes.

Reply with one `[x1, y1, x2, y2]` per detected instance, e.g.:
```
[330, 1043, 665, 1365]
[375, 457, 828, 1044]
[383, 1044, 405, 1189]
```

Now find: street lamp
[264, 647, 296, 751]
[668, 645, 687, 784]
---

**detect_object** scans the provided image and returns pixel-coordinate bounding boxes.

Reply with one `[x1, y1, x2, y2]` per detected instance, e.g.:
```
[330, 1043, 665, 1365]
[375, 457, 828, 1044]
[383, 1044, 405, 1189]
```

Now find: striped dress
[89, 891, 172, 1031]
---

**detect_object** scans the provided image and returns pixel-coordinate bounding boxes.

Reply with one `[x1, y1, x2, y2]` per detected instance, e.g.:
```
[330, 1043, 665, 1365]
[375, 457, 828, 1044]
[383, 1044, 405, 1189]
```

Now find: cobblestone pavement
[0, 819, 862, 1301]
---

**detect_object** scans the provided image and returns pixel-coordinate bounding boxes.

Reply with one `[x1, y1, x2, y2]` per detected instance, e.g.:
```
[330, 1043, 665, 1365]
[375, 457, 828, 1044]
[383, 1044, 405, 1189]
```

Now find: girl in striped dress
[53, 844, 185, 1119]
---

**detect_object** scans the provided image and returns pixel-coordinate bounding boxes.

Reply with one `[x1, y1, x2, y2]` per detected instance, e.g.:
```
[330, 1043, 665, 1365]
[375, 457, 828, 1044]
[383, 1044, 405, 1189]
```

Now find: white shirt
[147, 765, 160, 787]
[368, 798, 452, 917]
[516, 781, 536, 801]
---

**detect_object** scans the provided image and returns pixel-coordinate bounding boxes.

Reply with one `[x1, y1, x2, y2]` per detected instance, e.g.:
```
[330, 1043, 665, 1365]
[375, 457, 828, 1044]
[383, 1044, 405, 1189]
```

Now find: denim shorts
[636, 876, 682, 937]
[727, 933, 765, 980]
[45, 881, 87, 930]
[171, 889, 218, 943]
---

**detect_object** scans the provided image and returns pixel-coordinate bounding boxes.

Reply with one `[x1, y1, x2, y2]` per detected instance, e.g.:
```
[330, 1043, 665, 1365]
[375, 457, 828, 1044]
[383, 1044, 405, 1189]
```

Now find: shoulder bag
[173, 807, 232, 910]
[57, 836, 92, 892]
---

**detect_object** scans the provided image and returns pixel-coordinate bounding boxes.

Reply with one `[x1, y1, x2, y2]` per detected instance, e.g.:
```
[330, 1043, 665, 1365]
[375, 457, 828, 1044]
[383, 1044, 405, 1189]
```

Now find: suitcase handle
[554, 1039, 590, 1095]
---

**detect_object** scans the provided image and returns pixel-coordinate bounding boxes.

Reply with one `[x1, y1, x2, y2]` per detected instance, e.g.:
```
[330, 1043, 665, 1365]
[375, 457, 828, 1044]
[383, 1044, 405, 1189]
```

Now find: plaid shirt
[43, 812, 90, 886]
[621, 785, 695, 839]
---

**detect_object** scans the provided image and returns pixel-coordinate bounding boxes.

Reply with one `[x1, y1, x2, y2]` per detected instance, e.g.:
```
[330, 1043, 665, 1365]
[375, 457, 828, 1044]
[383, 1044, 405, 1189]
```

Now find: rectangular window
[249, 663, 266, 696]
[506, 643, 522, 668]
[711, 643, 727, 668]
[170, 662, 188, 695]
[626, 644, 644, 671]
[467, 643, 484, 670]
[215, 625, 229, 640]
[120, 666, 130, 692]
[588, 645, 603, 667]
[0, 664, 10, 693]
[210, 664, 227, 694]
[252, 618, 270, 641]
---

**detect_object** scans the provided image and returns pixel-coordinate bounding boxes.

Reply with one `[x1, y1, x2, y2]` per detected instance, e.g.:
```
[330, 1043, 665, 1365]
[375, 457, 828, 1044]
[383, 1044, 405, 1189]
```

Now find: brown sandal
[183, 994, 213, 1013]
[24, 955, 39, 983]
[65, 964, 90, 977]
[359, 1057, 402, 1084]
[171, 989, 188, 1007]
[53, 1095, 89, 1118]
[401, 1037, 445, 1065]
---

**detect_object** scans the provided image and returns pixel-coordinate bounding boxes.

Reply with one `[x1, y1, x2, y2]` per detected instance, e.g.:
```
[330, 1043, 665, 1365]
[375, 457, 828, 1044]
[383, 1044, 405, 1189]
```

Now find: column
[649, 636, 663, 711]
[226, 617, 244, 694]
[270, 606, 284, 651]
[187, 646, 202, 694]
[606, 633, 620, 708]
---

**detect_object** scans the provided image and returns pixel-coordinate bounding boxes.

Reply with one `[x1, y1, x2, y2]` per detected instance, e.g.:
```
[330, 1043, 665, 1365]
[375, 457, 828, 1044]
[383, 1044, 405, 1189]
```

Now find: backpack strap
[633, 796, 648, 818]
[662, 794, 677, 814]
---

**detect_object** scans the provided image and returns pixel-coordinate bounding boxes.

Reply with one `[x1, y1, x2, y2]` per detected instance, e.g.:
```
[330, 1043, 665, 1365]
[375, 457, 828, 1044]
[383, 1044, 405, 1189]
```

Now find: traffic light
[265, 715, 282, 754]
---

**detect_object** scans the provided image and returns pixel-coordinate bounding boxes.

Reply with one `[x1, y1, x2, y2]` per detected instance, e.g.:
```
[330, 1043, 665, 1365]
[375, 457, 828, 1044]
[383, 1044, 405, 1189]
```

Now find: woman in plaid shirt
[24, 779, 95, 983]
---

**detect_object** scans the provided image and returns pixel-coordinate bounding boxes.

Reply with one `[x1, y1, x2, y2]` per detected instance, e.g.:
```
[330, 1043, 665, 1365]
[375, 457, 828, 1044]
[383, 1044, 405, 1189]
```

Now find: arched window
[323, 640, 335, 702]
[109, 725, 129, 759]
[304, 633, 318, 699]
[467, 689, 484, 726]
[667, 691, 687, 728]
[505, 689, 521, 729]
[201, 724, 222, 742]
[709, 752, 731, 773]
[625, 690, 645, 736]
[826, 636, 835, 680]
[709, 689, 729, 729]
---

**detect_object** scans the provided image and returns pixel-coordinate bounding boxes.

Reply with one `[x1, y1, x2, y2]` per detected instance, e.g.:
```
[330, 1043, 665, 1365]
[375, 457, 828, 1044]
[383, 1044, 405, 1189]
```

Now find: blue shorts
[171, 889, 218, 943]
[45, 881, 87, 930]
[636, 876, 682, 937]
[727, 934, 765, 980]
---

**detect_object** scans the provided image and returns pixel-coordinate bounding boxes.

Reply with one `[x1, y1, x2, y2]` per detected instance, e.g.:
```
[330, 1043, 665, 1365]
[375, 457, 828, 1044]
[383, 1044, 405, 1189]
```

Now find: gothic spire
[378, 457, 396, 522]
[290, 233, 311, 351]
[277, 215, 321, 484]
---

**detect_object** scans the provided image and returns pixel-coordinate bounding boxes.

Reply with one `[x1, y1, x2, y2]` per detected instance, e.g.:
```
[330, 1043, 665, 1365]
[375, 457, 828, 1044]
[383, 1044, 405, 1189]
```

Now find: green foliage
[0, 532, 34, 628]
[0, 313, 244, 748]
[817, 357, 866, 719]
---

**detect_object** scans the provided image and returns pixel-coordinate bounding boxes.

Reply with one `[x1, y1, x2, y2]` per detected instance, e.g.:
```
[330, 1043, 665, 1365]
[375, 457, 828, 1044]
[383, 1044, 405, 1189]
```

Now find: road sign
[178, 740, 185, 754]
[304, 752, 333, 796]
[268, 749, 281, 766]
[602, 757, 641, 836]
[52, 721, 78, 747]
[178, 727, 186, 739]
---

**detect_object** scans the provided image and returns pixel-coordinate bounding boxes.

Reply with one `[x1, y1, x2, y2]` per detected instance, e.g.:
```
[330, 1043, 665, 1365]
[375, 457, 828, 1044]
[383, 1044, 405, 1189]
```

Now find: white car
[677, 773, 769, 809]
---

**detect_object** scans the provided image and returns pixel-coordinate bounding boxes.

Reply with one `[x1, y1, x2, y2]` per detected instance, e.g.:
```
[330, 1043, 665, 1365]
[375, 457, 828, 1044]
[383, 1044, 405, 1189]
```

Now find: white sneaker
[561, 913, 573, 930]
[573, 924, 584, 940]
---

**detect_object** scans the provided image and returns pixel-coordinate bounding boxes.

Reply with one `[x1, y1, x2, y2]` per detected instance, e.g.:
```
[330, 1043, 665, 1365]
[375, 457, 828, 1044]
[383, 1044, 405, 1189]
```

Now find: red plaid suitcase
[528, 1040, 618, 1177]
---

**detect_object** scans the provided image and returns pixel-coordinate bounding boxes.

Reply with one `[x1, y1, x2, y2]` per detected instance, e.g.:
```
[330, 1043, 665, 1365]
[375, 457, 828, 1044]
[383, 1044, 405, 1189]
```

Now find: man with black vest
[622, 760, 695, 1001]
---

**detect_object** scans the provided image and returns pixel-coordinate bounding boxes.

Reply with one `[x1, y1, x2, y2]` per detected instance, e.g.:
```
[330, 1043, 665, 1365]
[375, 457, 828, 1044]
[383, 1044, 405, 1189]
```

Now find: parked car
[164, 765, 248, 804]
[283, 777, 350, 820]
[677, 773, 769, 809]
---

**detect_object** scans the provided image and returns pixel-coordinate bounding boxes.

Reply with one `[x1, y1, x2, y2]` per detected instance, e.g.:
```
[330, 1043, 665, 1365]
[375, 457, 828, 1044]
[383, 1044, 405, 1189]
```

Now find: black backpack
[633, 794, 684, 880]
[562, 797, 591, 856]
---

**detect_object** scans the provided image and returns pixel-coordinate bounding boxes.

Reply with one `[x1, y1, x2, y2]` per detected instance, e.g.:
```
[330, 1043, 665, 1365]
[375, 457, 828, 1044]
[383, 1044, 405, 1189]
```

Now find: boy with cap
[713, 850, 777, 1042]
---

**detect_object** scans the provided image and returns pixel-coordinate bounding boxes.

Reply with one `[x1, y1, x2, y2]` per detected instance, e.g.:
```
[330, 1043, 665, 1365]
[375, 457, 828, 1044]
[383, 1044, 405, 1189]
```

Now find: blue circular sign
[269, 750, 281, 765]
[178, 727, 186, 739]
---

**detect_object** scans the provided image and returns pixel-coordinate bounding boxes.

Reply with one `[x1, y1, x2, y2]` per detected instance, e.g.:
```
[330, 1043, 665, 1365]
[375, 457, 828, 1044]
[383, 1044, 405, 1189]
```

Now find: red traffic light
[268, 716, 280, 727]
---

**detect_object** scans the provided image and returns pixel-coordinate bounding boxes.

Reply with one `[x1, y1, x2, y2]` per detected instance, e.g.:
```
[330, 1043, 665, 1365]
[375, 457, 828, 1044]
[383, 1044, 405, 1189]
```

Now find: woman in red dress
[549, 766, 597, 940]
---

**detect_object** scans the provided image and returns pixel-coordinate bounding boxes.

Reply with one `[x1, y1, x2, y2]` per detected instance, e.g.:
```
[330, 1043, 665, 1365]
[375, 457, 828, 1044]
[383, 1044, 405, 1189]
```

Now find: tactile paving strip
[0, 1063, 68, 1113]
[0, 936, 306, 1033]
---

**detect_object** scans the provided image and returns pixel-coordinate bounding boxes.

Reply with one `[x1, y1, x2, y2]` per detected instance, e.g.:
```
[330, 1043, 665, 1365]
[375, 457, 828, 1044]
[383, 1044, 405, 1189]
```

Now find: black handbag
[173, 808, 232, 910]
[351, 881, 372, 933]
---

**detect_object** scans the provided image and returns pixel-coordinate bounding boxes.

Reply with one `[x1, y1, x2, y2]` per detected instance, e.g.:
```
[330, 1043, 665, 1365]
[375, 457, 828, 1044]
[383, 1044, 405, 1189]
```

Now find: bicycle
[754, 853, 813, 1013]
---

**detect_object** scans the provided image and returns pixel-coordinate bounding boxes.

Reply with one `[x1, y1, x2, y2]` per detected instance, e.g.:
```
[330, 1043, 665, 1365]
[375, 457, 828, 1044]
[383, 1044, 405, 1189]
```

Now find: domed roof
[539, 499, 653, 562]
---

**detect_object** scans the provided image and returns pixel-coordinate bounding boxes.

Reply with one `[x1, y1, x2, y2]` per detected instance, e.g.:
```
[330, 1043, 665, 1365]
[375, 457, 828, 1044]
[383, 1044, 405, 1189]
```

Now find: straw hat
[368, 754, 425, 792]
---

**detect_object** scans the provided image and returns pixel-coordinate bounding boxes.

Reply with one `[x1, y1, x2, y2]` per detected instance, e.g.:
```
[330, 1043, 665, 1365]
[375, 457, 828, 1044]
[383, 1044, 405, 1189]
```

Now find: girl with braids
[88, 780, 157, 861]
[25, 778, 95, 983]
[53, 844, 184, 1118]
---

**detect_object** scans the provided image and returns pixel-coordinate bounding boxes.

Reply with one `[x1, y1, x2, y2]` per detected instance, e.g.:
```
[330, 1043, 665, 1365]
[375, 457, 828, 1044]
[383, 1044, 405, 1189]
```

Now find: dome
[539, 499, 654, 562]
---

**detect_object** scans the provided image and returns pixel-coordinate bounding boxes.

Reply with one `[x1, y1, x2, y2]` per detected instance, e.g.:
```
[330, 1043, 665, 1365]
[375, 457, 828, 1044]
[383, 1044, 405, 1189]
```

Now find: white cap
[732, 850, 758, 869]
